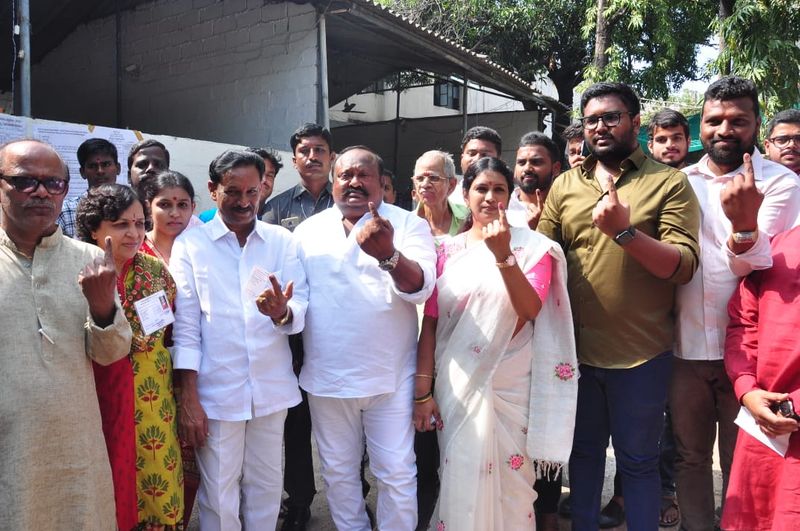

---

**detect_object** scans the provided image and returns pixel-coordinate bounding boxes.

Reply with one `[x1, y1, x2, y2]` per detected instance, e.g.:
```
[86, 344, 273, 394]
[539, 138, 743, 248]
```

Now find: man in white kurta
[295, 146, 436, 531]
[0, 139, 132, 530]
[170, 149, 308, 531]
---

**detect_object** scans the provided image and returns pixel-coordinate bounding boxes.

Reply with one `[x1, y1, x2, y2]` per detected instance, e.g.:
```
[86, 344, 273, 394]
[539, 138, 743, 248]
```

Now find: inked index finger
[268, 274, 282, 295]
[368, 201, 381, 219]
[497, 202, 510, 228]
[606, 177, 619, 204]
[103, 236, 115, 264]
[742, 152, 755, 185]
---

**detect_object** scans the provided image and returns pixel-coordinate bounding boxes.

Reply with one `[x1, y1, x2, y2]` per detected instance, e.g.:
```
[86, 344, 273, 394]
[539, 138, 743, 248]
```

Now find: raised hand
[592, 176, 631, 237]
[721, 152, 763, 232]
[525, 189, 544, 230]
[356, 202, 396, 261]
[78, 236, 118, 327]
[255, 274, 294, 322]
[742, 389, 799, 437]
[483, 202, 512, 260]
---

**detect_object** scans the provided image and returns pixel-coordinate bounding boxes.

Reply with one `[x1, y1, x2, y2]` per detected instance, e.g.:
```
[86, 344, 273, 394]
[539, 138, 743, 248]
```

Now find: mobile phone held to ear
[581, 141, 591, 157]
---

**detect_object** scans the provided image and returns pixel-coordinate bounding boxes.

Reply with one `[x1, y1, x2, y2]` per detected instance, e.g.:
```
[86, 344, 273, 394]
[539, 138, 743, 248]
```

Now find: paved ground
[188, 437, 724, 530]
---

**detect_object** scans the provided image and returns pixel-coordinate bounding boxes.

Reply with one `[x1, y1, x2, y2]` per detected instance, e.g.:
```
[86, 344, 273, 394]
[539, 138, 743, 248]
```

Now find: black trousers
[414, 428, 440, 531]
[283, 334, 316, 508]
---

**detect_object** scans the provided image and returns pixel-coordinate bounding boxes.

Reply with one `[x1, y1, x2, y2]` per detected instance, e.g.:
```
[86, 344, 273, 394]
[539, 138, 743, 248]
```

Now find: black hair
[766, 109, 800, 138]
[561, 123, 584, 142]
[76, 184, 147, 244]
[462, 156, 514, 193]
[208, 149, 265, 185]
[518, 132, 560, 163]
[246, 147, 283, 173]
[581, 82, 641, 116]
[127, 139, 170, 170]
[289, 123, 333, 153]
[460, 126, 502, 155]
[335, 145, 385, 177]
[137, 170, 196, 206]
[647, 108, 690, 140]
[77, 138, 118, 168]
[703, 76, 760, 119]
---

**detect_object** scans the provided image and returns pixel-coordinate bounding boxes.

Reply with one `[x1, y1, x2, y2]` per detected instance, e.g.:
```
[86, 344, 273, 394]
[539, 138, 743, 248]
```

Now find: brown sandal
[659, 495, 680, 527]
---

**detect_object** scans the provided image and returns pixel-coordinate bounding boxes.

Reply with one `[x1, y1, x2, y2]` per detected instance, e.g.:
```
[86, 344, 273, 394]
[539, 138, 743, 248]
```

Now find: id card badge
[281, 216, 301, 231]
[245, 265, 273, 301]
[133, 289, 176, 335]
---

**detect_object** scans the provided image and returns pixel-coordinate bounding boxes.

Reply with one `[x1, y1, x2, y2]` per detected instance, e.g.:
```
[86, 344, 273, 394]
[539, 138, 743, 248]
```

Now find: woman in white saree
[413, 157, 578, 530]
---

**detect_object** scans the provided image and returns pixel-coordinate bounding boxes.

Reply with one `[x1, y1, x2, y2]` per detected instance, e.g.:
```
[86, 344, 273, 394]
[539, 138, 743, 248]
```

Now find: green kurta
[0, 226, 133, 530]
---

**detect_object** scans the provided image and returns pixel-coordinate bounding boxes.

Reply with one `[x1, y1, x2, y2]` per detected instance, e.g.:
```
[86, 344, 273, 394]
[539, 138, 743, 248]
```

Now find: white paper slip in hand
[134, 289, 176, 336]
[734, 406, 790, 457]
[245, 266, 274, 301]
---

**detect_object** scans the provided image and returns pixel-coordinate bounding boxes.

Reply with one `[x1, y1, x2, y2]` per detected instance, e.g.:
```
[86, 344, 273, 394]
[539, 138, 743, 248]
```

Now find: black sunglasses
[0, 174, 68, 195]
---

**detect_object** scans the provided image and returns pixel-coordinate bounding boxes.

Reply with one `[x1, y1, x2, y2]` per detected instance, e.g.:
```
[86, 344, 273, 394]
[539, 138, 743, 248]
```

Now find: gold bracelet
[414, 391, 433, 403]
[415, 373, 433, 379]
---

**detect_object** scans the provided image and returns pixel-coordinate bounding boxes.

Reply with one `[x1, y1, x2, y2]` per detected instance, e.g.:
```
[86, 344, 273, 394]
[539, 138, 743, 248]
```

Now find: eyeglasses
[412, 174, 445, 185]
[579, 111, 634, 130]
[84, 160, 116, 171]
[0, 174, 68, 195]
[768, 134, 800, 148]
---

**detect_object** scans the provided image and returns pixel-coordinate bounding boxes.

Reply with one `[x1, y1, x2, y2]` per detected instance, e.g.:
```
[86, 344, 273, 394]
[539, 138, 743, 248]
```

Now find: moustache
[25, 200, 54, 208]
[344, 187, 367, 197]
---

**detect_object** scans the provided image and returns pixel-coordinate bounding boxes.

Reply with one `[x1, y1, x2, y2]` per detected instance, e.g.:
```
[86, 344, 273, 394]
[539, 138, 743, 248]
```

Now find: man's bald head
[0, 139, 69, 180]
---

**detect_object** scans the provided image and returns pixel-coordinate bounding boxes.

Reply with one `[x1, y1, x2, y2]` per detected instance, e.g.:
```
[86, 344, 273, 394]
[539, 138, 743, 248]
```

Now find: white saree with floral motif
[430, 228, 578, 531]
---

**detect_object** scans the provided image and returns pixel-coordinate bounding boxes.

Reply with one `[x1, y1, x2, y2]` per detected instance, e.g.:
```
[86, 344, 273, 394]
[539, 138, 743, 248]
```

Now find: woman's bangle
[414, 391, 433, 403]
[415, 373, 433, 379]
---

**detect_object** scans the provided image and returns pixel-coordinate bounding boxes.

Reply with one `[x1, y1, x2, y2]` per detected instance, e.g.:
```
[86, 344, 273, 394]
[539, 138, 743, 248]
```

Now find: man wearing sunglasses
[57, 138, 122, 238]
[0, 139, 132, 530]
[538, 82, 701, 531]
[764, 109, 800, 175]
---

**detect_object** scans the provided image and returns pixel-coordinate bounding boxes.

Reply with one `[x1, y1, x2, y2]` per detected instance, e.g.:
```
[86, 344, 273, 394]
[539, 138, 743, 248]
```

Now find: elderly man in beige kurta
[0, 139, 132, 531]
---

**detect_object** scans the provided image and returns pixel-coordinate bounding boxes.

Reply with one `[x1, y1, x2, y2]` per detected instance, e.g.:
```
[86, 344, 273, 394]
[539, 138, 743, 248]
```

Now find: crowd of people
[1, 74, 800, 531]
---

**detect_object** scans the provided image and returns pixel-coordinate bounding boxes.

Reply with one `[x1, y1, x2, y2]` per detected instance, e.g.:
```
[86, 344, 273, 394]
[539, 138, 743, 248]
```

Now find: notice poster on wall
[31, 120, 141, 200]
[0, 114, 142, 201]
[0, 114, 26, 145]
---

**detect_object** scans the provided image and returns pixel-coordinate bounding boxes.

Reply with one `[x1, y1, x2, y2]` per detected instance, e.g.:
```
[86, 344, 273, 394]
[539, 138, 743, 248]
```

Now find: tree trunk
[594, 0, 610, 74]
[718, 0, 735, 75]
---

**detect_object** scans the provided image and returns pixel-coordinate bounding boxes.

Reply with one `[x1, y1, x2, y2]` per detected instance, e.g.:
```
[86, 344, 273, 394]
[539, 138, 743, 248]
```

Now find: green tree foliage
[581, 1, 715, 99]
[710, 0, 800, 115]
[378, 0, 592, 129]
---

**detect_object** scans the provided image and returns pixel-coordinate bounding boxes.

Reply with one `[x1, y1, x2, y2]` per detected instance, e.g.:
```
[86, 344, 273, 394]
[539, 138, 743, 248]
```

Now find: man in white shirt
[673, 76, 800, 531]
[294, 145, 436, 531]
[507, 132, 561, 230]
[170, 149, 308, 531]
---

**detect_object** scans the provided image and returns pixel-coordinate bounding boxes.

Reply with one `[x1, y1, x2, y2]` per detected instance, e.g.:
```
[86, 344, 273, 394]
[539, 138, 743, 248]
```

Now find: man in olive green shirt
[538, 82, 700, 531]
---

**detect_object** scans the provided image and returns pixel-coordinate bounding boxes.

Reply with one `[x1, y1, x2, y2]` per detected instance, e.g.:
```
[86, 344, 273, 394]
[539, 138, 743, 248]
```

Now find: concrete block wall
[32, 0, 320, 150]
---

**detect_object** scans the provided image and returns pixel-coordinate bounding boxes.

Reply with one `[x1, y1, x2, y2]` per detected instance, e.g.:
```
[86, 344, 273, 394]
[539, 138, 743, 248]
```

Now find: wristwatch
[732, 230, 758, 244]
[378, 250, 401, 271]
[613, 226, 636, 246]
[496, 253, 517, 269]
[272, 307, 292, 327]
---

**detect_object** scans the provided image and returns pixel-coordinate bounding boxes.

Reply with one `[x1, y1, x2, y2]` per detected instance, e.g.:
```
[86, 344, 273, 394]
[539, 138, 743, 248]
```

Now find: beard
[588, 132, 637, 164]
[516, 174, 550, 194]
[703, 134, 756, 167]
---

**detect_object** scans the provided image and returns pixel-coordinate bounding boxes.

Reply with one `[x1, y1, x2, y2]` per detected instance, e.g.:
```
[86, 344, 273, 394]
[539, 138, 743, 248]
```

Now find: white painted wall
[330, 82, 525, 124]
